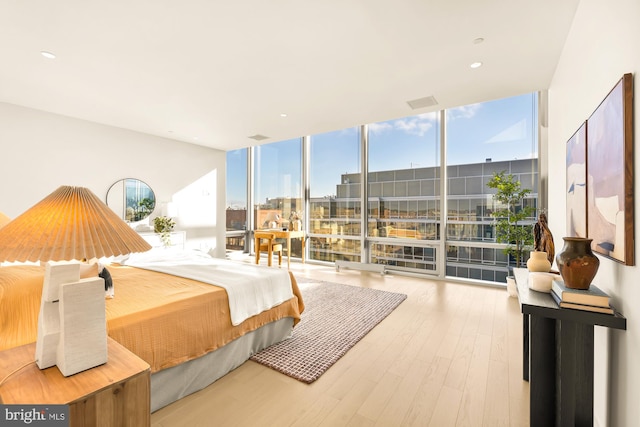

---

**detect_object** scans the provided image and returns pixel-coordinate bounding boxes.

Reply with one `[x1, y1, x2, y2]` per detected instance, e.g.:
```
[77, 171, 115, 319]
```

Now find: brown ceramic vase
[555, 237, 600, 290]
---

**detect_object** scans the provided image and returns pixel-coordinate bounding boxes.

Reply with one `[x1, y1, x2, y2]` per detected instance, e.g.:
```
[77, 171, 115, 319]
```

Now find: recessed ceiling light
[470, 62, 483, 69]
[473, 38, 484, 44]
[40, 51, 56, 59]
[280, 113, 288, 118]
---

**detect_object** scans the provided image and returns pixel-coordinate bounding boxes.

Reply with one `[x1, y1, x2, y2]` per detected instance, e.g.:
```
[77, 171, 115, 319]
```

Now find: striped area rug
[250, 281, 407, 383]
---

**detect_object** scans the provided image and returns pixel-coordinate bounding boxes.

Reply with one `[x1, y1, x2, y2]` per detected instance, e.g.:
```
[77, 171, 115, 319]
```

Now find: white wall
[548, 0, 640, 425]
[0, 102, 227, 258]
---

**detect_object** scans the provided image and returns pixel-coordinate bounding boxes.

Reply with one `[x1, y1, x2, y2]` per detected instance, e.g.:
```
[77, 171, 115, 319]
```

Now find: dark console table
[514, 268, 626, 427]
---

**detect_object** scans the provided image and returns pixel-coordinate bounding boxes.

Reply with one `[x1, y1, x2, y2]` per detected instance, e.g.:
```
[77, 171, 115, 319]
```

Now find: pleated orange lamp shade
[0, 186, 151, 263]
[0, 211, 10, 229]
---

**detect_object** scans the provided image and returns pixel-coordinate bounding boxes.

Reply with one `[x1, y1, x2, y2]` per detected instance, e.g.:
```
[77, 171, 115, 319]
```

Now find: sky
[227, 93, 538, 208]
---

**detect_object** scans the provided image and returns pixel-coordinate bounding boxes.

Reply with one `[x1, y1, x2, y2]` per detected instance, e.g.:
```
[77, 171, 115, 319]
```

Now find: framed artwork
[586, 73, 634, 265]
[566, 121, 587, 238]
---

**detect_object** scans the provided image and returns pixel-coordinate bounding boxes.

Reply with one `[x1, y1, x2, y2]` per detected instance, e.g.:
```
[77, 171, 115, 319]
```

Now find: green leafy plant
[487, 171, 535, 268]
[153, 216, 176, 247]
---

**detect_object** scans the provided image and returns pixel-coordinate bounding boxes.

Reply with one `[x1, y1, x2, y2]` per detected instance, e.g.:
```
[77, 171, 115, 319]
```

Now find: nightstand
[0, 337, 150, 427]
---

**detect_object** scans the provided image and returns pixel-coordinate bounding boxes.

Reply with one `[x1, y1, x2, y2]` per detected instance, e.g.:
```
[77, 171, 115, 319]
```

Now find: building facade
[227, 158, 538, 283]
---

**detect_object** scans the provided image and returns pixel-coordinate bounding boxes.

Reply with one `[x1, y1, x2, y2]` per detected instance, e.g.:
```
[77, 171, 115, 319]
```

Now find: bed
[0, 249, 304, 412]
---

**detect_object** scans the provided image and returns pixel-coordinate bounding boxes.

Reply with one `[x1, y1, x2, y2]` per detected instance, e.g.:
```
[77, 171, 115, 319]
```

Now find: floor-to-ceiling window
[308, 128, 361, 262]
[225, 93, 540, 283]
[254, 138, 303, 257]
[367, 112, 441, 272]
[225, 148, 248, 251]
[445, 94, 538, 282]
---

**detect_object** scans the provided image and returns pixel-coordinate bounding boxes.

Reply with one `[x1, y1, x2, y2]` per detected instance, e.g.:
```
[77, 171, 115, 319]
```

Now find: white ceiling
[0, 0, 579, 152]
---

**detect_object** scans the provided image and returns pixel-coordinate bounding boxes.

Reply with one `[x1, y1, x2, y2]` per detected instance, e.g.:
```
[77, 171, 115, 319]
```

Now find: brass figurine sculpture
[533, 213, 555, 266]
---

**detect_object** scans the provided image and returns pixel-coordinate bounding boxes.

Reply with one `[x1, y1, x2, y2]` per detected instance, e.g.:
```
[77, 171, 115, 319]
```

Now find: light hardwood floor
[151, 259, 530, 427]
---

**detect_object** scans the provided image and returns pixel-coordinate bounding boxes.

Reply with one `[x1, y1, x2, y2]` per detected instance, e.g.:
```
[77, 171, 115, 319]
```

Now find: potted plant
[487, 171, 535, 270]
[153, 216, 176, 247]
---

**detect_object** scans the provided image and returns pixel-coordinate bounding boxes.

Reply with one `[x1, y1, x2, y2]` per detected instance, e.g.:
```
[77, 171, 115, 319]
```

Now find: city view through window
[226, 93, 539, 283]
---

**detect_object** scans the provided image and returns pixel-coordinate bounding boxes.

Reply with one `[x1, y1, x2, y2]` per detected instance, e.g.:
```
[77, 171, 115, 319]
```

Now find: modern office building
[227, 158, 538, 283]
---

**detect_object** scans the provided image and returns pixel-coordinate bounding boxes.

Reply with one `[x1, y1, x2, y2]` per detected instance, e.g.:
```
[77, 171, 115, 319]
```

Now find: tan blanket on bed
[0, 265, 304, 373]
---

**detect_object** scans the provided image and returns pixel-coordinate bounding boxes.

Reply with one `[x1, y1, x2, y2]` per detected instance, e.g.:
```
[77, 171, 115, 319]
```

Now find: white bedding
[122, 249, 294, 325]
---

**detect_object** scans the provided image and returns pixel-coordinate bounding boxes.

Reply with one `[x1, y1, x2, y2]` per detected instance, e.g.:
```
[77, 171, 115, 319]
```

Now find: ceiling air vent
[248, 134, 270, 141]
[407, 95, 438, 110]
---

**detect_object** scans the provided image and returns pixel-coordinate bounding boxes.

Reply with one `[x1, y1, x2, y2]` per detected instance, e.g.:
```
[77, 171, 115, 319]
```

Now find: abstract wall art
[586, 73, 634, 265]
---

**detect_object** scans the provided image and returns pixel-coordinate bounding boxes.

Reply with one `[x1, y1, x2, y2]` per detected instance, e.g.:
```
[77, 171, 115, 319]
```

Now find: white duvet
[120, 248, 294, 326]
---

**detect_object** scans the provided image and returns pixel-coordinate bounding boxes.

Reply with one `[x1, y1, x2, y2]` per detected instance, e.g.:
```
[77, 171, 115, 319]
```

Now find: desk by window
[255, 229, 305, 269]
[514, 268, 626, 427]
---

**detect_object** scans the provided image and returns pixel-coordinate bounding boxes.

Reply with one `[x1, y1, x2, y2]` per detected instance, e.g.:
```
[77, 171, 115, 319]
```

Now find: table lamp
[0, 211, 10, 228]
[0, 186, 151, 376]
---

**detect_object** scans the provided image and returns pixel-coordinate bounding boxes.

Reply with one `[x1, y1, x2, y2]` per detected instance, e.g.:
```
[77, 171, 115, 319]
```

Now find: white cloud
[339, 127, 359, 136]
[394, 117, 433, 136]
[368, 122, 393, 134]
[369, 112, 437, 136]
[448, 103, 482, 120]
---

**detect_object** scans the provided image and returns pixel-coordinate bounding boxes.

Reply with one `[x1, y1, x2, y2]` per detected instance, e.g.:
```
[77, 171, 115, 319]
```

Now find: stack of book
[551, 280, 614, 314]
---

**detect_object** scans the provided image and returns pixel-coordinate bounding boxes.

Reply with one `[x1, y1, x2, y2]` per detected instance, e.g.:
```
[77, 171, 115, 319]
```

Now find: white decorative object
[528, 272, 561, 293]
[35, 262, 107, 377]
[35, 262, 78, 369]
[135, 223, 153, 232]
[506, 276, 517, 298]
[57, 277, 107, 376]
[527, 251, 551, 272]
[264, 212, 280, 229]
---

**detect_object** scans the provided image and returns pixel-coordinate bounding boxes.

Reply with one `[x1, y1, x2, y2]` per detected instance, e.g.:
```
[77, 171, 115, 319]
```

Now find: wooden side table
[0, 337, 150, 427]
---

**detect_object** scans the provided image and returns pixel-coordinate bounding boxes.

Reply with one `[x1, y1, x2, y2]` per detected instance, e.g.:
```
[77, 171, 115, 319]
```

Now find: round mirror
[106, 178, 156, 222]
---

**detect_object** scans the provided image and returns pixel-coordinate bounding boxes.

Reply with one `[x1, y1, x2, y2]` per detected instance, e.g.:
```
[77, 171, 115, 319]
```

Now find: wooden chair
[254, 231, 283, 267]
